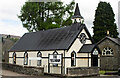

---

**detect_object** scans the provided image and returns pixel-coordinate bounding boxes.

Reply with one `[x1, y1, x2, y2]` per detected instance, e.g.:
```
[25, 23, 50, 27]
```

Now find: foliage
[6, 35, 19, 42]
[10, 38, 19, 42]
[18, 1, 75, 32]
[93, 1, 119, 42]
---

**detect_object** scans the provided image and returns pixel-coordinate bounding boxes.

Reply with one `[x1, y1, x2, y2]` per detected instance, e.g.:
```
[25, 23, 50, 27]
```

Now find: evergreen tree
[93, 1, 119, 42]
[18, 1, 75, 32]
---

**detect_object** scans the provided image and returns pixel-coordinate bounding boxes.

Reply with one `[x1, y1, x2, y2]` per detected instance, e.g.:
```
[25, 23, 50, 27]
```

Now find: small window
[93, 49, 98, 55]
[13, 52, 16, 64]
[24, 51, 28, 65]
[102, 47, 113, 56]
[71, 51, 76, 66]
[37, 51, 42, 66]
[74, 19, 77, 23]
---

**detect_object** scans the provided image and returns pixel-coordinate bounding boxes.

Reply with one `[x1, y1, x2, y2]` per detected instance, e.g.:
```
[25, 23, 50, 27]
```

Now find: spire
[72, 3, 83, 19]
[72, 3, 84, 24]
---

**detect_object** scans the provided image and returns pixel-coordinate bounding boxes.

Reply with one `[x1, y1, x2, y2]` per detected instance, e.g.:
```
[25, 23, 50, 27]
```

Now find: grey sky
[0, 0, 119, 36]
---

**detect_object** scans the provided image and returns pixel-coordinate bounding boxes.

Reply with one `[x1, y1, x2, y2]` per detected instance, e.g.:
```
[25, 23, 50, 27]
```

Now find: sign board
[49, 54, 62, 64]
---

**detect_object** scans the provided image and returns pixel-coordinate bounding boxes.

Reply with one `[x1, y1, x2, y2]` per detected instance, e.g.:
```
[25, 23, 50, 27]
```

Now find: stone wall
[98, 39, 120, 70]
[2, 63, 44, 76]
[66, 67, 99, 77]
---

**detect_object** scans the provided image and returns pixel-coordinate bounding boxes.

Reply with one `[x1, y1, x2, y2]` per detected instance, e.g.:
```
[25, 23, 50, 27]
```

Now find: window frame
[24, 51, 28, 65]
[102, 47, 113, 56]
[37, 51, 42, 66]
[13, 52, 16, 64]
[79, 33, 87, 44]
[71, 51, 76, 66]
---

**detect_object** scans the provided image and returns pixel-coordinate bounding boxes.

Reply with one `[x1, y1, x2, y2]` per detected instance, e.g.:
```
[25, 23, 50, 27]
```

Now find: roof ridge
[25, 26, 72, 34]
[97, 36, 120, 46]
[25, 23, 83, 35]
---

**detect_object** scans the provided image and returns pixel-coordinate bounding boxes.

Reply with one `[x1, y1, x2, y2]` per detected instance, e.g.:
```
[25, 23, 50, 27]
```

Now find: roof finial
[107, 30, 110, 36]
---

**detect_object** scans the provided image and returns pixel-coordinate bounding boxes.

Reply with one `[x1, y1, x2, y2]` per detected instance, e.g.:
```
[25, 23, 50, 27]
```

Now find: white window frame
[102, 47, 113, 56]
[24, 51, 28, 65]
[13, 52, 16, 64]
[37, 51, 42, 66]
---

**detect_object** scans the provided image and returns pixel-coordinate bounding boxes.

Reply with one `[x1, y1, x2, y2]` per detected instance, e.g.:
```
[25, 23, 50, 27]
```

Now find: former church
[9, 3, 100, 74]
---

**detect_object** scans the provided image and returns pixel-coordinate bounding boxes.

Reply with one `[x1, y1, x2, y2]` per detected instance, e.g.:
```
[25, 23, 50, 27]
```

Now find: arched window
[24, 51, 28, 65]
[102, 47, 113, 56]
[71, 51, 76, 66]
[37, 51, 42, 66]
[53, 50, 58, 67]
[13, 52, 16, 64]
[53, 50, 58, 55]
[74, 19, 77, 23]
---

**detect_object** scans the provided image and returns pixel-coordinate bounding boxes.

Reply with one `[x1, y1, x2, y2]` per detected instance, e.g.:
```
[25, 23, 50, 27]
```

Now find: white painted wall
[9, 28, 100, 74]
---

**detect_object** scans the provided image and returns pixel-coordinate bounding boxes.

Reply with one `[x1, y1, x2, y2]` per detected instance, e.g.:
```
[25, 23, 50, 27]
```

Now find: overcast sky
[0, 0, 119, 37]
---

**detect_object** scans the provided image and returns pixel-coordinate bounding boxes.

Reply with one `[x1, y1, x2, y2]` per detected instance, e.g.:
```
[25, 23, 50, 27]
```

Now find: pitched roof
[78, 44, 96, 53]
[72, 3, 83, 19]
[9, 23, 92, 52]
[97, 36, 120, 46]
[78, 44, 101, 53]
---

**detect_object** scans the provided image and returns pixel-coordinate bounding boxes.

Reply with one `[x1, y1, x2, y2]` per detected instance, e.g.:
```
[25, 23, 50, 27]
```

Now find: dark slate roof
[97, 36, 120, 46]
[72, 3, 83, 19]
[78, 44, 96, 53]
[9, 23, 92, 52]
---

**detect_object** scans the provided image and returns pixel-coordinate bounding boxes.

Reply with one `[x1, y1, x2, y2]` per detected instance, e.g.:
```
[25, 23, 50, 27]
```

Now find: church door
[91, 49, 98, 66]
[91, 55, 98, 66]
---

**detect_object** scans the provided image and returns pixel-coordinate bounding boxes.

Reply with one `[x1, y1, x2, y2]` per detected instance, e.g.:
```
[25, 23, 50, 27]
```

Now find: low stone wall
[2, 63, 44, 76]
[66, 67, 99, 77]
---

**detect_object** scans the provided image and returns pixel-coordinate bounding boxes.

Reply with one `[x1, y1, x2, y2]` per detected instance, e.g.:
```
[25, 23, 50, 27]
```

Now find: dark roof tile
[78, 44, 96, 53]
[9, 23, 85, 52]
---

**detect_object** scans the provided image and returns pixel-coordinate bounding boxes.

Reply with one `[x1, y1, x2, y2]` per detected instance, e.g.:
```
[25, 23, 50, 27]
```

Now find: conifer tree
[93, 1, 119, 42]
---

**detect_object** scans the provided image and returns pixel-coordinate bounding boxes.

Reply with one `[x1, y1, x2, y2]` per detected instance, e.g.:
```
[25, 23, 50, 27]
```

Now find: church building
[9, 3, 100, 74]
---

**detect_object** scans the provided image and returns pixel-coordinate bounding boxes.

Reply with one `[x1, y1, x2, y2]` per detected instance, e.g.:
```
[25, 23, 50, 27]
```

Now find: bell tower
[72, 3, 84, 24]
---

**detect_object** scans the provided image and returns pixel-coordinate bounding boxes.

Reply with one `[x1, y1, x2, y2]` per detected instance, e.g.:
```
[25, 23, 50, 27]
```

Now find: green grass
[99, 71, 106, 75]
[99, 70, 118, 75]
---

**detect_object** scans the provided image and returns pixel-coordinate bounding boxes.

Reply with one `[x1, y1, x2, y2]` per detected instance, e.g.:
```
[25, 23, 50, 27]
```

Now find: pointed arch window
[24, 51, 28, 65]
[71, 51, 76, 66]
[37, 51, 42, 66]
[74, 19, 77, 23]
[13, 52, 16, 64]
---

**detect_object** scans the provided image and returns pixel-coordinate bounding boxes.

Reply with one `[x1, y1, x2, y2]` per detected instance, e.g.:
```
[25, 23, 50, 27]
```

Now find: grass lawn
[99, 70, 118, 75]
